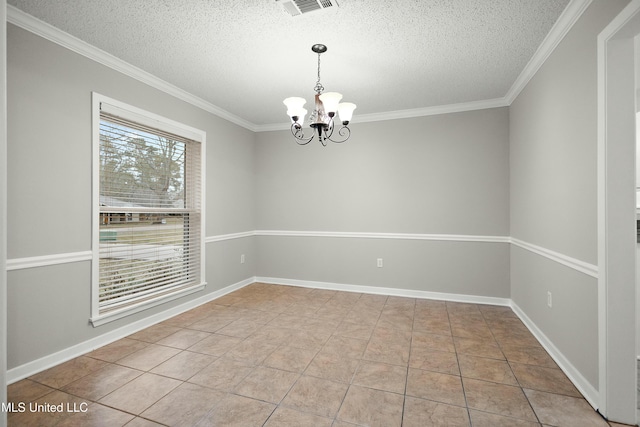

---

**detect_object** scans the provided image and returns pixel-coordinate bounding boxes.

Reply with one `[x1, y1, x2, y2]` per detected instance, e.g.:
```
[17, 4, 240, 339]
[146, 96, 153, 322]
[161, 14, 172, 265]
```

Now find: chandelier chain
[314, 51, 324, 94]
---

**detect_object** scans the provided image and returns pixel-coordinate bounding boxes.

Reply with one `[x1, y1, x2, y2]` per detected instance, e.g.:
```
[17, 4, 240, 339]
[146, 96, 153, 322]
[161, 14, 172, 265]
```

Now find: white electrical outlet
[377, 258, 383, 268]
[547, 291, 552, 308]
[241, 254, 245, 264]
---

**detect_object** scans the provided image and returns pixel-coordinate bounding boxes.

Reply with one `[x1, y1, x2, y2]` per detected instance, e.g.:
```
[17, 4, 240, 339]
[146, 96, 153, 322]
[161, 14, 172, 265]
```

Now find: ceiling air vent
[276, 0, 339, 16]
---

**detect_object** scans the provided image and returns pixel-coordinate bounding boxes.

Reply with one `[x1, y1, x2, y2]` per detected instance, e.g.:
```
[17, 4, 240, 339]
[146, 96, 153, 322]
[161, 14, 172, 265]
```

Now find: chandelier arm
[325, 125, 351, 144]
[290, 123, 314, 145]
[325, 118, 335, 139]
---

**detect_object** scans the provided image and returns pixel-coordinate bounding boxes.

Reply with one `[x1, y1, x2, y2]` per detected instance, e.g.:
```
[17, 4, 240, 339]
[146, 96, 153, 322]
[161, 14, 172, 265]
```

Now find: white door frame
[1, 0, 7, 425]
[598, 0, 640, 423]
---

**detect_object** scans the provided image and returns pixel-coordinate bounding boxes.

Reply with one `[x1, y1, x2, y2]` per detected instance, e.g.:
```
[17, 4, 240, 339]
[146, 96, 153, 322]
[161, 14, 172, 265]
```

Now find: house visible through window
[91, 94, 205, 326]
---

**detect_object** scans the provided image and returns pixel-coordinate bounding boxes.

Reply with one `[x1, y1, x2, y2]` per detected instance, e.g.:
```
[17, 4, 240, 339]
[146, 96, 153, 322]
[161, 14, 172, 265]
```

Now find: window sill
[90, 283, 206, 327]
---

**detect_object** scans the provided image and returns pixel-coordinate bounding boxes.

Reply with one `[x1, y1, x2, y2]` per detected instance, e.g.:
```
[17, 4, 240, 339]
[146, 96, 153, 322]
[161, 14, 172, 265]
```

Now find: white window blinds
[92, 95, 205, 324]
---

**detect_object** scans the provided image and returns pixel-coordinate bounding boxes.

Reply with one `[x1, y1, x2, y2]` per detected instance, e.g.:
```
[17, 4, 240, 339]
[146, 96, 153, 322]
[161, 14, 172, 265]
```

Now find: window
[91, 94, 205, 326]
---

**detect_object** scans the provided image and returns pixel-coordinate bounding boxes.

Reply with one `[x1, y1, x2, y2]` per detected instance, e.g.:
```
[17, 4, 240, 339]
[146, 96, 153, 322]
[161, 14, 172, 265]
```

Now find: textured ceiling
[8, 0, 570, 128]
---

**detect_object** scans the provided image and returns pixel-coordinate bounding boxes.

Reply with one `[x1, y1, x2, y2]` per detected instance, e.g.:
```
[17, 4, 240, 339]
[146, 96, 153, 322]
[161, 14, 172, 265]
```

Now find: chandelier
[283, 44, 356, 146]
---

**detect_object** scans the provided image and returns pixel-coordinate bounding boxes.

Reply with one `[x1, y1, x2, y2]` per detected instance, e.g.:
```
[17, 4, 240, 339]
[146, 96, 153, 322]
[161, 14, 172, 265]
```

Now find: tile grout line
[446, 301, 474, 426]
[332, 291, 383, 425]
[400, 298, 418, 427]
[481, 306, 543, 427]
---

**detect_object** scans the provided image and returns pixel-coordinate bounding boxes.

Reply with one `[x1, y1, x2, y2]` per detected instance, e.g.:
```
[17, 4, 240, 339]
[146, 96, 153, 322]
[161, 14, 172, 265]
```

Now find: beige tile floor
[6, 283, 632, 426]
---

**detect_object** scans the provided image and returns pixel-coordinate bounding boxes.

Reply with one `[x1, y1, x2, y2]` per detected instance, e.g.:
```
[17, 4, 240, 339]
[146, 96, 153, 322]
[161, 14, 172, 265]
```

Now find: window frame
[91, 93, 206, 327]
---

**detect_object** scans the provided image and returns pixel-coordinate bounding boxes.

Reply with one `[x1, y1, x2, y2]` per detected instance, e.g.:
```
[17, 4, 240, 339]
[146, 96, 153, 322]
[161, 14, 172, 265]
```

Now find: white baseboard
[510, 301, 600, 410]
[6, 277, 255, 384]
[264, 276, 600, 411]
[255, 276, 511, 307]
[9, 274, 599, 418]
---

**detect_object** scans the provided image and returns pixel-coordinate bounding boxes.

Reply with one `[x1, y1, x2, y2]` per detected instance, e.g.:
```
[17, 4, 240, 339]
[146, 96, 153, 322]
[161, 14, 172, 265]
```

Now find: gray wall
[257, 236, 510, 298]
[509, 0, 630, 391]
[6, 24, 256, 369]
[255, 109, 511, 297]
[256, 110, 509, 235]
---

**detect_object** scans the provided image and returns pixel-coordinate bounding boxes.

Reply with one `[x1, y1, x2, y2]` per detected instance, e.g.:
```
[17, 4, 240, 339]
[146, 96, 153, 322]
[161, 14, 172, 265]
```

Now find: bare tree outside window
[100, 122, 186, 209]
[97, 116, 200, 314]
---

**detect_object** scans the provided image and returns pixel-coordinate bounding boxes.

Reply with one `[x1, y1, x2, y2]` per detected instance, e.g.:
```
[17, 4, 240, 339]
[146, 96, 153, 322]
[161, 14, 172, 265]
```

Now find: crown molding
[6, 5, 258, 132]
[7, 0, 590, 133]
[253, 0, 592, 132]
[504, 0, 593, 104]
[349, 98, 510, 124]
[254, 98, 509, 132]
